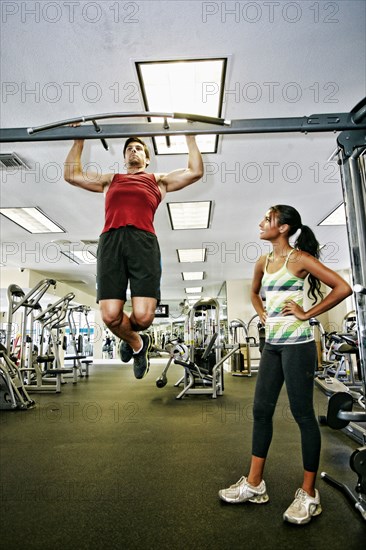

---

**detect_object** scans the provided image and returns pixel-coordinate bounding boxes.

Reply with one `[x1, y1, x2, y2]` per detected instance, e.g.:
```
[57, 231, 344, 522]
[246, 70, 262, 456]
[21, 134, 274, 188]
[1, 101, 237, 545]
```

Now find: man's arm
[157, 135, 204, 192]
[64, 139, 113, 193]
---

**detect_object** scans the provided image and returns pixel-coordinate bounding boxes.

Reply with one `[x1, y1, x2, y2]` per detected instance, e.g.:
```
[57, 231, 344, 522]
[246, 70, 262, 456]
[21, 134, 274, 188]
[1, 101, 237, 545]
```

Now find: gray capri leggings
[252, 341, 321, 472]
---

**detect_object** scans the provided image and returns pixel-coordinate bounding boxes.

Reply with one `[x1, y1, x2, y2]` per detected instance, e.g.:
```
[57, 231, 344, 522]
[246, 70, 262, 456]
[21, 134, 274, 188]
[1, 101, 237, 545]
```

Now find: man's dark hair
[123, 137, 150, 165]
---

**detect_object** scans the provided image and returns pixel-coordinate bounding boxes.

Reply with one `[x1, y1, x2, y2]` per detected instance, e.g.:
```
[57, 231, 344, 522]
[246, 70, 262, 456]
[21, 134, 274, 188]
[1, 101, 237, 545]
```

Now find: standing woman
[219, 205, 352, 524]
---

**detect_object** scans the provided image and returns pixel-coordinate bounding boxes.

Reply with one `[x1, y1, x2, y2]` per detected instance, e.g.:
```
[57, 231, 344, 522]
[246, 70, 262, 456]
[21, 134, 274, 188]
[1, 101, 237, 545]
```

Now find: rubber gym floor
[1, 358, 365, 550]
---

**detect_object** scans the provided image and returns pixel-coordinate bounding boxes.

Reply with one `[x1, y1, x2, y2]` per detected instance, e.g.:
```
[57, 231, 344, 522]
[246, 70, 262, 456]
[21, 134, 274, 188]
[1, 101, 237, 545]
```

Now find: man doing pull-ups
[64, 135, 203, 379]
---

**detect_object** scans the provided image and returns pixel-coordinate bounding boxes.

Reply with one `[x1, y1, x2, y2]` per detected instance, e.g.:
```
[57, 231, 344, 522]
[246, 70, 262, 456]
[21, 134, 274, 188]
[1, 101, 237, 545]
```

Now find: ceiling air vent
[0, 153, 30, 170]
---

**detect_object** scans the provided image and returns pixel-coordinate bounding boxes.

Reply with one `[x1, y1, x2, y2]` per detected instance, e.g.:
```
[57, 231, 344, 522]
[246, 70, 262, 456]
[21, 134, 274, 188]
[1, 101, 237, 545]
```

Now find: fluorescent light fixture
[187, 296, 202, 304]
[318, 203, 346, 226]
[167, 201, 212, 230]
[185, 287, 203, 294]
[177, 248, 207, 263]
[61, 251, 79, 265]
[182, 272, 205, 281]
[136, 58, 227, 154]
[62, 250, 97, 265]
[0, 207, 65, 234]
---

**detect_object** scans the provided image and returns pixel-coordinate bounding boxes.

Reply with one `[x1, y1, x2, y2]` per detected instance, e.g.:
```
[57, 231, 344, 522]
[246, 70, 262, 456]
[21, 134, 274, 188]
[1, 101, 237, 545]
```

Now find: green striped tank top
[262, 250, 314, 345]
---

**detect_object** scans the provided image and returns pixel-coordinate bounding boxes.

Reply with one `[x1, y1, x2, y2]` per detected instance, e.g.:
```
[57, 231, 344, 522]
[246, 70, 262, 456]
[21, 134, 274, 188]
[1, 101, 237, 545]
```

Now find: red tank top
[102, 172, 162, 235]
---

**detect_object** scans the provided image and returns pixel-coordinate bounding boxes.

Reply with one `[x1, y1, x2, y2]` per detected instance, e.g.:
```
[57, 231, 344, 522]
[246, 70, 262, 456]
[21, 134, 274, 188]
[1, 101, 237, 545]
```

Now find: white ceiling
[1, 0, 365, 314]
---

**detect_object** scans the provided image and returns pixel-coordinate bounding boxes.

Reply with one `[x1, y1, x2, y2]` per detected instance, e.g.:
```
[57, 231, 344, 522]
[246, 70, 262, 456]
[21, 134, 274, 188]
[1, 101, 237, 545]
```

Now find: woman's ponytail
[270, 205, 324, 304]
[295, 225, 323, 304]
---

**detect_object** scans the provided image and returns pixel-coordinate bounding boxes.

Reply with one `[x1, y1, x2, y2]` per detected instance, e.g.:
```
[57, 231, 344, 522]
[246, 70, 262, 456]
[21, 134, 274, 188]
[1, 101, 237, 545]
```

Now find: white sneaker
[283, 488, 322, 525]
[219, 476, 269, 504]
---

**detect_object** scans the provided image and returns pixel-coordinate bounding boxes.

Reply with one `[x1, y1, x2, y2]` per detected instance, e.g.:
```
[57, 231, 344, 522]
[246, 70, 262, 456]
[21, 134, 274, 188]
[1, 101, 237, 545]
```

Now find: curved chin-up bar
[27, 112, 230, 135]
[26, 112, 231, 151]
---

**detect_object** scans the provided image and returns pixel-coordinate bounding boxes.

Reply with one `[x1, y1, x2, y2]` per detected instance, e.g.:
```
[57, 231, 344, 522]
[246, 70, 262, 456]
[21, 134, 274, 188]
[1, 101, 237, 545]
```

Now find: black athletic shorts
[96, 225, 161, 302]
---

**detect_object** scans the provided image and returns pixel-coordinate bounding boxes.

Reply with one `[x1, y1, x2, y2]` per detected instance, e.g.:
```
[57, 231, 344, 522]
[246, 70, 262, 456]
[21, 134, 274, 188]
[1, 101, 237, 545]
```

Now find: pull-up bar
[26, 112, 230, 135]
[21, 112, 230, 151]
[0, 99, 365, 143]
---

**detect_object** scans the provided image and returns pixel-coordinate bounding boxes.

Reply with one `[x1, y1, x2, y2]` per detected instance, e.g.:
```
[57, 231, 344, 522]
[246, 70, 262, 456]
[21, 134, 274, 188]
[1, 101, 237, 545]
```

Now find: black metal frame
[0, 105, 365, 143]
[337, 133, 366, 410]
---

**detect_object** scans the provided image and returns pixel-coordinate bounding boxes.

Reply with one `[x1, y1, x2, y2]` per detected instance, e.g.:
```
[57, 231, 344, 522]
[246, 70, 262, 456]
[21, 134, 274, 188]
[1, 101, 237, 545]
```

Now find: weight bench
[43, 366, 74, 393]
[81, 359, 93, 377]
[64, 355, 87, 383]
[23, 354, 73, 393]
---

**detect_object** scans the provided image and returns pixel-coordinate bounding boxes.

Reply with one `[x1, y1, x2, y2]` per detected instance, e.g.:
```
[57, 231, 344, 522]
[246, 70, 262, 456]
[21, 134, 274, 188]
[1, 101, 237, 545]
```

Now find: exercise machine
[176, 298, 223, 399]
[313, 317, 362, 393]
[229, 319, 253, 377]
[312, 316, 365, 445]
[320, 387, 366, 521]
[155, 336, 188, 388]
[65, 305, 93, 378]
[5, 278, 57, 360]
[32, 293, 75, 392]
[322, 446, 366, 522]
[0, 343, 35, 410]
[156, 298, 239, 399]
[5, 279, 70, 393]
[315, 314, 366, 520]
[319, 124, 366, 520]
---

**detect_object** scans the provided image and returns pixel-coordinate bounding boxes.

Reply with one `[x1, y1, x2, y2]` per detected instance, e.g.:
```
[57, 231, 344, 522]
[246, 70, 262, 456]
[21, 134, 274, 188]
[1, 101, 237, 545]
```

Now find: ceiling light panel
[72, 250, 97, 264]
[182, 272, 205, 280]
[136, 58, 227, 154]
[177, 248, 207, 263]
[187, 296, 202, 303]
[154, 135, 215, 155]
[168, 201, 212, 230]
[61, 250, 97, 265]
[185, 287, 203, 294]
[0, 207, 65, 234]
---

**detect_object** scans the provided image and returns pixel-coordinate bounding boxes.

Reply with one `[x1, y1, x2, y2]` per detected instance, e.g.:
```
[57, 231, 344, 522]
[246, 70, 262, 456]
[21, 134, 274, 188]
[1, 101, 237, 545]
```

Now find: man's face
[124, 141, 148, 168]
